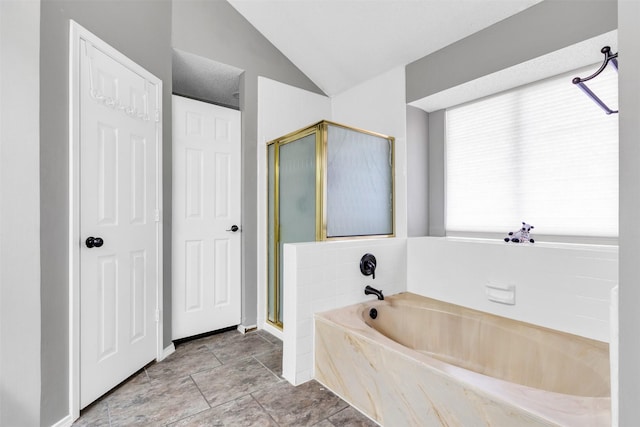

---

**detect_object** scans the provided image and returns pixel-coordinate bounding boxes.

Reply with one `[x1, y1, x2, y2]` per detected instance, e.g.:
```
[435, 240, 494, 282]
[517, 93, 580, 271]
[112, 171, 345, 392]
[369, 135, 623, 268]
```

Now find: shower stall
[266, 120, 395, 328]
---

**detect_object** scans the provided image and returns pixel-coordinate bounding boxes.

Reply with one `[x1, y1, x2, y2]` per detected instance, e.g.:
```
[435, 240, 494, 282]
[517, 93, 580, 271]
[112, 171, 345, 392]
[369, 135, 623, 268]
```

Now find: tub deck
[314, 292, 611, 427]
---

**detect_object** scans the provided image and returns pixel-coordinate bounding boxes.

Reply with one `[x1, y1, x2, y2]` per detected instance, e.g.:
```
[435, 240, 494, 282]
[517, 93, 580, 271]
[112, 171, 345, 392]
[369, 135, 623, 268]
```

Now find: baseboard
[237, 324, 257, 334]
[161, 342, 175, 360]
[261, 322, 284, 341]
[50, 414, 73, 427]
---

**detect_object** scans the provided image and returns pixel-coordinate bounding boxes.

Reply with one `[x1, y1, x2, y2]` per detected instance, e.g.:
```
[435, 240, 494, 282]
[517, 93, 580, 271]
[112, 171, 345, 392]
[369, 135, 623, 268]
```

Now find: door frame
[68, 20, 164, 420]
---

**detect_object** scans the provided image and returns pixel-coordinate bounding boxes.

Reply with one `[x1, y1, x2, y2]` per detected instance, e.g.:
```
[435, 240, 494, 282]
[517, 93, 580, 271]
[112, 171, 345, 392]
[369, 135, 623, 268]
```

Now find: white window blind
[446, 65, 618, 238]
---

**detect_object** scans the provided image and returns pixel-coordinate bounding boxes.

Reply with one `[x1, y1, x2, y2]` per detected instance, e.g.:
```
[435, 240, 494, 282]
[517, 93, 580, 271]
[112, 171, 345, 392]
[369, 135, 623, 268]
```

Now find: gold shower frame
[266, 120, 395, 329]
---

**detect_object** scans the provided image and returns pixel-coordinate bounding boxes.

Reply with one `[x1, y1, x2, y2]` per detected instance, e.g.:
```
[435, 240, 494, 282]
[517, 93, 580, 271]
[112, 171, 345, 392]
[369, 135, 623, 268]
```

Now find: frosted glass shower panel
[326, 124, 393, 237]
[279, 134, 317, 243]
[278, 134, 317, 324]
[267, 144, 276, 324]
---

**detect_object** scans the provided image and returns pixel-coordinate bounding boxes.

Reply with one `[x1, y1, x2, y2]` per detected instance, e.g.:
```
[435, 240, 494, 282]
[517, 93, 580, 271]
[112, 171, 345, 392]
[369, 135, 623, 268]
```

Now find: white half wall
[407, 237, 618, 342]
[256, 76, 331, 333]
[331, 67, 408, 239]
[282, 238, 407, 385]
[0, 1, 41, 425]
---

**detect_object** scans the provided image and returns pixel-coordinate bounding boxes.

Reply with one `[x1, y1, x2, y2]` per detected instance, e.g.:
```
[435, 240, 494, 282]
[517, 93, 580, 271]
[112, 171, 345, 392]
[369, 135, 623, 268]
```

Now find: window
[446, 66, 618, 239]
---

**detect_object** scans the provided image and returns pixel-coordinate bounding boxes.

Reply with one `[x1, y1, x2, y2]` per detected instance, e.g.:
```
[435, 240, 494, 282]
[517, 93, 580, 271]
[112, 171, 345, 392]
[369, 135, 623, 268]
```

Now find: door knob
[226, 225, 240, 232]
[86, 237, 104, 248]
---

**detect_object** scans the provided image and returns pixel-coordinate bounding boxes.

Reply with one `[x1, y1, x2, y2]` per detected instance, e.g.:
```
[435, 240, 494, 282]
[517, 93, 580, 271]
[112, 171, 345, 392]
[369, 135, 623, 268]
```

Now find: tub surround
[315, 293, 610, 427]
[407, 237, 618, 342]
[282, 238, 407, 386]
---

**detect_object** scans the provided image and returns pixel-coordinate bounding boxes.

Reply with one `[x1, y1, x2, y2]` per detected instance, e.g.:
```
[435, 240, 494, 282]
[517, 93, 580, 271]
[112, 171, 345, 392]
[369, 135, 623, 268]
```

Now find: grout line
[106, 401, 113, 427]
[255, 332, 276, 345]
[249, 393, 282, 427]
[143, 366, 151, 383]
[201, 391, 267, 412]
[322, 395, 351, 421]
[164, 406, 211, 427]
[211, 351, 223, 367]
[189, 374, 212, 410]
[252, 355, 283, 382]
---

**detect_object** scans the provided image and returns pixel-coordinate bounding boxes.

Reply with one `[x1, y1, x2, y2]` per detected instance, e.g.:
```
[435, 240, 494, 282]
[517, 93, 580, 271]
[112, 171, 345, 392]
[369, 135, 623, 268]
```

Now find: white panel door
[172, 95, 241, 340]
[79, 38, 160, 408]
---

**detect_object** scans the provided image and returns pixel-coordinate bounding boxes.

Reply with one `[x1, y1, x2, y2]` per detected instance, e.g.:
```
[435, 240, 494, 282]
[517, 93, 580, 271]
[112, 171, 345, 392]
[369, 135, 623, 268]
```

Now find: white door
[172, 95, 241, 340]
[78, 35, 161, 408]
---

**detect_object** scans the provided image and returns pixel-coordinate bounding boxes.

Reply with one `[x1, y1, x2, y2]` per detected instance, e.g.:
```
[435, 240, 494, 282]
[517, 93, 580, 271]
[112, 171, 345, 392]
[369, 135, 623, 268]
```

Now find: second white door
[172, 95, 241, 340]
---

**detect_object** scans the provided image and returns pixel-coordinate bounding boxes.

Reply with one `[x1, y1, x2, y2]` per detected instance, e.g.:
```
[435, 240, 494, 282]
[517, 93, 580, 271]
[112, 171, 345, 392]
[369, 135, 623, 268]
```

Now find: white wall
[0, 1, 41, 425]
[256, 76, 332, 336]
[282, 238, 406, 385]
[332, 67, 408, 239]
[258, 69, 409, 384]
[408, 237, 617, 342]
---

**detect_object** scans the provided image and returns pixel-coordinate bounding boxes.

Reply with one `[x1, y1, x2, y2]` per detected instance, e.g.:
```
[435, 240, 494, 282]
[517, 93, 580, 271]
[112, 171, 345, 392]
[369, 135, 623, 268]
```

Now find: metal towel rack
[572, 46, 618, 115]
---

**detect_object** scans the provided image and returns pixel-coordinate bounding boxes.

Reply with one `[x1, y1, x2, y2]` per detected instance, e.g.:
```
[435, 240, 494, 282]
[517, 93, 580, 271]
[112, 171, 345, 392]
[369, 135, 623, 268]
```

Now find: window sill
[440, 234, 618, 252]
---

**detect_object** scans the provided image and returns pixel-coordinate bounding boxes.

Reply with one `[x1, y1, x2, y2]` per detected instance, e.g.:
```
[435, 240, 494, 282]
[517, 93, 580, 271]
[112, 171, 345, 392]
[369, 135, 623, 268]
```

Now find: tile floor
[73, 329, 377, 426]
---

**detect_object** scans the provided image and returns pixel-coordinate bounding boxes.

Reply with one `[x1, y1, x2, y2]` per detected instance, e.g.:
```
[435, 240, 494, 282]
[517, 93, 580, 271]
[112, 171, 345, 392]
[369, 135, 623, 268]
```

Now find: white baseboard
[261, 322, 284, 341]
[50, 414, 73, 427]
[161, 342, 175, 361]
[237, 324, 257, 334]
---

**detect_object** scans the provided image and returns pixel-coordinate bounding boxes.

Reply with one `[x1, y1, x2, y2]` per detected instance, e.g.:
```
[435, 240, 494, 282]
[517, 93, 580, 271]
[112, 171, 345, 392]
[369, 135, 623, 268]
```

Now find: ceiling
[227, 0, 543, 96]
[173, 49, 243, 109]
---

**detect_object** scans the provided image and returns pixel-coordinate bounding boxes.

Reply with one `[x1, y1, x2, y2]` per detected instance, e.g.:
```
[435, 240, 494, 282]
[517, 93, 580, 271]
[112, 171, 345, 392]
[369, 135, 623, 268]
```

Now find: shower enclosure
[267, 120, 395, 328]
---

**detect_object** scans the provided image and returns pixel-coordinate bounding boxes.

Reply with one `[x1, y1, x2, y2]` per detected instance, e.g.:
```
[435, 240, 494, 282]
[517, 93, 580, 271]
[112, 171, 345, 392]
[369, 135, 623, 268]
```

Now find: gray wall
[406, 106, 429, 237]
[618, 1, 640, 423]
[407, 0, 618, 235]
[0, 1, 41, 425]
[38, 1, 322, 423]
[406, 0, 618, 104]
[427, 110, 446, 237]
[39, 1, 172, 424]
[172, 0, 324, 327]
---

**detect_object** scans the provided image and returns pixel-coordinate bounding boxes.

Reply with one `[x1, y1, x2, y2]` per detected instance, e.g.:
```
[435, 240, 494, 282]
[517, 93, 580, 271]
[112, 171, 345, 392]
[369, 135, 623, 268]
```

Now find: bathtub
[314, 292, 610, 426]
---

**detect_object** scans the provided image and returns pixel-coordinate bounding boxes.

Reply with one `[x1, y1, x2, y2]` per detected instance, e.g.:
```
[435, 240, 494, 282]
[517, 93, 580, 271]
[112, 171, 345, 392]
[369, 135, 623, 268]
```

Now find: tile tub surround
[407, 237, 618, 342]
[315, 293, 611, 427]
[283, 238, 407, 386]
[73, 329, 376, 427]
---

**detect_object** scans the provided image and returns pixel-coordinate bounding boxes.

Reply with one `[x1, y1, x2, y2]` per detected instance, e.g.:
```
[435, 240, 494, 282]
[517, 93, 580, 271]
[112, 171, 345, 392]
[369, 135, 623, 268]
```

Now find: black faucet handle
[360, 253, 377, 279]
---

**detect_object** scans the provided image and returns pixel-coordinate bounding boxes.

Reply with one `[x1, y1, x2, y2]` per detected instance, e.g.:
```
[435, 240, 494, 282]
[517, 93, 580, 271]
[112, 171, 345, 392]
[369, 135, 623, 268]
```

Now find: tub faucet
[364, 285, 384, 301]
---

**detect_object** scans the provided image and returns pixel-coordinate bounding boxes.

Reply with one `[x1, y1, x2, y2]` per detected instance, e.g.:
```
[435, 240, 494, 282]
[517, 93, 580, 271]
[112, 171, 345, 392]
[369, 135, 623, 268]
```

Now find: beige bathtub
[314, 292, 610, 426]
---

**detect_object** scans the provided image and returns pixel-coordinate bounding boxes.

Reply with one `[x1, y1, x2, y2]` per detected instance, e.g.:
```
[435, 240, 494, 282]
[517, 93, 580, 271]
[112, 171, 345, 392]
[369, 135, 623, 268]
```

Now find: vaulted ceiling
[227, 0, 543, 96]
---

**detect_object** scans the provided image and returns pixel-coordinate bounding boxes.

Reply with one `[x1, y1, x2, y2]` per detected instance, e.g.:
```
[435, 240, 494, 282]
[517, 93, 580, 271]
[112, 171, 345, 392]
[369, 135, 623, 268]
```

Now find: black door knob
[86, 237, 104, 248]
[226, 225, 239, 232]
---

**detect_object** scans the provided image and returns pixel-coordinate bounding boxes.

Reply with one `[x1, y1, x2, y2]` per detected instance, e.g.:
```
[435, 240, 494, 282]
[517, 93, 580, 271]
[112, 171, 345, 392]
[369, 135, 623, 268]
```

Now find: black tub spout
[364, 285, 384, 301]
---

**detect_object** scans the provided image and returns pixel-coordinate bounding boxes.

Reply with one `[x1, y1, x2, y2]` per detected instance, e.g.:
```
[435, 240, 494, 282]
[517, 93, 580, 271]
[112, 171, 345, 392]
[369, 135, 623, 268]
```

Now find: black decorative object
[360, 253, 377, 279]
[572, 46, 618, 115]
